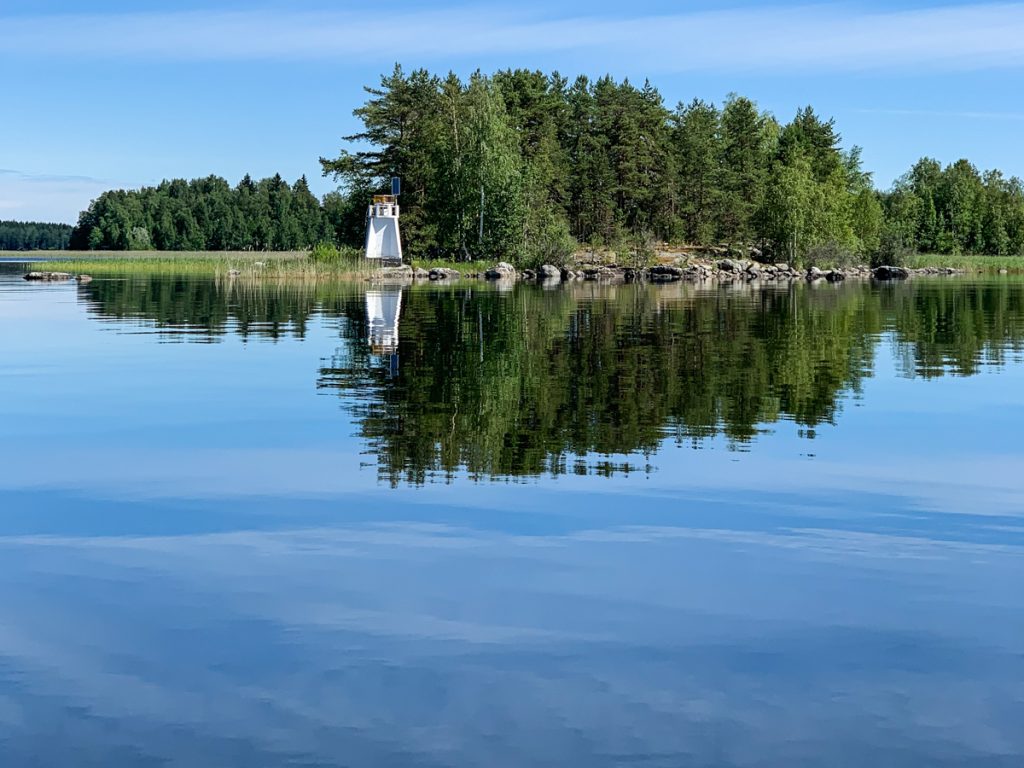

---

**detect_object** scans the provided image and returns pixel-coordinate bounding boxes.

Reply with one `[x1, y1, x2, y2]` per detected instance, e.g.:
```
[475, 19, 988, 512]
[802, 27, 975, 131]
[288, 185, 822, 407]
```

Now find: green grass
[11, 250, 379, 280]
[10, 248, 1024, 278]
[906, 253, 1024, 272]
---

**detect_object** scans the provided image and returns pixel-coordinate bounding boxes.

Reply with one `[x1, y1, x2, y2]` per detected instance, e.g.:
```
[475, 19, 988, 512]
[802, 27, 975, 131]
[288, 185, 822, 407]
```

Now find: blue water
[1, 271, 1022, 766]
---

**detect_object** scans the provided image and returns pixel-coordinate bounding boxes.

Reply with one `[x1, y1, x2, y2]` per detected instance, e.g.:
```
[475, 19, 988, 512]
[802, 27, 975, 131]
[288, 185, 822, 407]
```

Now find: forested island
[67, 175, 336, 251]
[26, 67, 1024, 267]
[0, 220, 72, 250]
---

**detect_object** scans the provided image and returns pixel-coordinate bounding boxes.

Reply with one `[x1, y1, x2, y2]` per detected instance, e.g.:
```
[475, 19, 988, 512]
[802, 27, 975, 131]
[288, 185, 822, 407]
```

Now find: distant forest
[0, 220, 72, 250]
[68, 175, 342, 251]
[63, 67, 1024, 262]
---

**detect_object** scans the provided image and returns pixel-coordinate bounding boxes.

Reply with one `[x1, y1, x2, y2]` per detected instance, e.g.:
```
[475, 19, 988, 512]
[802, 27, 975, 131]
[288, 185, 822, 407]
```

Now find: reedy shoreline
[6, 249, 1024, 282]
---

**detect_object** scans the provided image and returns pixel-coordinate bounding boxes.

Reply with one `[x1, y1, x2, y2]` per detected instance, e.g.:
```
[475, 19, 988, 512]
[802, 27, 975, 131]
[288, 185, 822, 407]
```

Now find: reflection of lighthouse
[364, 178, 403, 264]
[365, 287, 402, 376]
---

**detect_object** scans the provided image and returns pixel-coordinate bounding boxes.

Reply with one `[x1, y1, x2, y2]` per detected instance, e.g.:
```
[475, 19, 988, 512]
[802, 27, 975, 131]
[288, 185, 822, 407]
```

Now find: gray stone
[484, 261, 516, 280]
[872, 265, 910, 280]
[539, 264, 562, 280]
[428, 267, 460, 280]
[24, 271, 73, 281]
[649, 265, 684, 280]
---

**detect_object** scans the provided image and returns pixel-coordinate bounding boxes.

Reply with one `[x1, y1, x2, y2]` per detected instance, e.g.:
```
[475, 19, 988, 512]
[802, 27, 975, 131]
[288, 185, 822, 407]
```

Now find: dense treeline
[0, 220, 71, 250]
[322, 66, 1024, 264]
[69, 174, 338, 251]
[884, 158, 1024, 256]
[64, 66, 1024, 262]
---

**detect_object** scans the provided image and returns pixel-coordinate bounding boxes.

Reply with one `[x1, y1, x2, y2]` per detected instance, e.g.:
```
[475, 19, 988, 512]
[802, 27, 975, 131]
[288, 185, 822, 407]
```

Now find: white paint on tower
[365, 195, 403, 262]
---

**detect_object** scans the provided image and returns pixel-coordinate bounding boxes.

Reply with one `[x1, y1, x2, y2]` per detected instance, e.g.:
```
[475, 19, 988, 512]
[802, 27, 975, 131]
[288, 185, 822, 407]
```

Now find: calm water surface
[1, 266, 1023, 766]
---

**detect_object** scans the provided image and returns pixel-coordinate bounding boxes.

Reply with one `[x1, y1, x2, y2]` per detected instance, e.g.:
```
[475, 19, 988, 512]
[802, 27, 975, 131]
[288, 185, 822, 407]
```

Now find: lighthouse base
[365, 215, 403, 263]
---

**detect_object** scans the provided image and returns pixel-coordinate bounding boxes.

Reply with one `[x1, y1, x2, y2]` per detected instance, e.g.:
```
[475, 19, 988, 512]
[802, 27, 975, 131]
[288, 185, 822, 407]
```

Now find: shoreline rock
[368, 260, 968, 286]
[24, 271, 73, 281]
[872, 265, 910, 280]
[484, 261, 516, 280]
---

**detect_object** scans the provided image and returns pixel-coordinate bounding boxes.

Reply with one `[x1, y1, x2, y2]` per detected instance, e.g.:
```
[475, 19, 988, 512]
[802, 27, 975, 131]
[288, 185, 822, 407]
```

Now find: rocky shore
[374, 260, 963, 284]
[23, 271, 93, 283]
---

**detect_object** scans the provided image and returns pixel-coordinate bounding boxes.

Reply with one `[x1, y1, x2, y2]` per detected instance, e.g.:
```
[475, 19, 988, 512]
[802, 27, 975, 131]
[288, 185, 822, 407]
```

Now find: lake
[1, 266, 1022, 767]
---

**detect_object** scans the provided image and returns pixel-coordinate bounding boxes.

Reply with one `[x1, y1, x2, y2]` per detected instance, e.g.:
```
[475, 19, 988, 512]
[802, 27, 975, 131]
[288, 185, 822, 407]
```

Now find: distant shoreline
[4, 249, 1024, 277]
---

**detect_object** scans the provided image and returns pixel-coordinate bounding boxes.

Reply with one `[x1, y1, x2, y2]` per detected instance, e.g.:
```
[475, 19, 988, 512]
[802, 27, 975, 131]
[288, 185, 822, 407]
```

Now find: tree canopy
[0, 220, 71, 250]
[322, 66, 1024, 263]
[69, 174, 335, 251]
[51, 66, 1024, 263]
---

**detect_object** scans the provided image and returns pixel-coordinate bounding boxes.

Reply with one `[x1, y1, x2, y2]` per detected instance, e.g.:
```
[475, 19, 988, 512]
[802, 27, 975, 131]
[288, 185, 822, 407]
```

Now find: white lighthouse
[364, 178, 403, 264]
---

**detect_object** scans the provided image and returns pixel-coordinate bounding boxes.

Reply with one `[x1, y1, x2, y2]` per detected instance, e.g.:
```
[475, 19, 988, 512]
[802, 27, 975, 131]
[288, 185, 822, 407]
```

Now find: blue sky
[3, 0, 1024, 223]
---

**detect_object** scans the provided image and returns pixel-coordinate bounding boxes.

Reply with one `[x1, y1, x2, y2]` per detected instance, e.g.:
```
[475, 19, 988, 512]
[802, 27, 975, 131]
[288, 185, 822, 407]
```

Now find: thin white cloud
[1, 3, 1024, 72]
[856, 108, 1024, 121]
[0, 171, 116, 223]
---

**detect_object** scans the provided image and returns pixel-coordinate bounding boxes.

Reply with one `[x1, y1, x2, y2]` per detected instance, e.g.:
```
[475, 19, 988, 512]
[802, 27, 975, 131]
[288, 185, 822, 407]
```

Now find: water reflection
[366, 286, 402, 378]
[73, 275, 1024, 484]
[2, 269, 1024, 766]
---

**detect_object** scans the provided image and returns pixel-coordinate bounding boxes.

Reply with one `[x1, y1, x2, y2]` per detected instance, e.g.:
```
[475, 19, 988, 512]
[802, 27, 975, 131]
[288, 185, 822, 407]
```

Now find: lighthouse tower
[364, 178, 403, 264]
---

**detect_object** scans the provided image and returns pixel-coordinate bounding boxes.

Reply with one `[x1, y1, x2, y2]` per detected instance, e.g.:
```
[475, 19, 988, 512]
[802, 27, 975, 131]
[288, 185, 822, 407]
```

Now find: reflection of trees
[77, 276, 1024, 483]
[885, 281, 1024, 377]
[78, 276, 333, 341]
[321, 284, 886, 484]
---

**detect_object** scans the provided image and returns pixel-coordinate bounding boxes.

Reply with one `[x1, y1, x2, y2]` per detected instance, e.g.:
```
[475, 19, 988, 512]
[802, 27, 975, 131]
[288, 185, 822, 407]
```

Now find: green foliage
[519, 204, 576, 270]
[70, 174, 332, 251]
[309, 242, 363, 265]
[882, 157, 1024, 257]
[803, 241, 859, 270]
[309, 242, 341, 262]
[65, 68, 1024, 267]
[871, 228, 913, 269]
[0, 220, 72, 250]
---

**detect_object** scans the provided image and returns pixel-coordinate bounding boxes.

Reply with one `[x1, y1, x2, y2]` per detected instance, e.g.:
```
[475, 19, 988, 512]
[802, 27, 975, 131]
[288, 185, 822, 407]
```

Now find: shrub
[518, 212, 577, 271]
[802, 241, 858, 270]
[309, 242, 340, 262]
[309, 242, 363, 264]
[870, 231, 913, 269]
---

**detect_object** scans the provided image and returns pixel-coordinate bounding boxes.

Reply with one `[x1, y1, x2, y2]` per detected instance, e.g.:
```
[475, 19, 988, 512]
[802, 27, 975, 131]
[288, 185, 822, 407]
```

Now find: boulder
[373, 265, 414, 282]
[538, 264, 562, 280]
[716, 258, 740, 272]
[428, 267, 460, 280]
[413, 267, 430, 279]
[872, 265, 910, 280]
[807, 266, 825, 280]
[649, 265, 683, 281]
[76, 274, 93, 284]
[484, 261, 516, 280]
[825, 270, 845, 282]
[23, 271, 73, 281]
